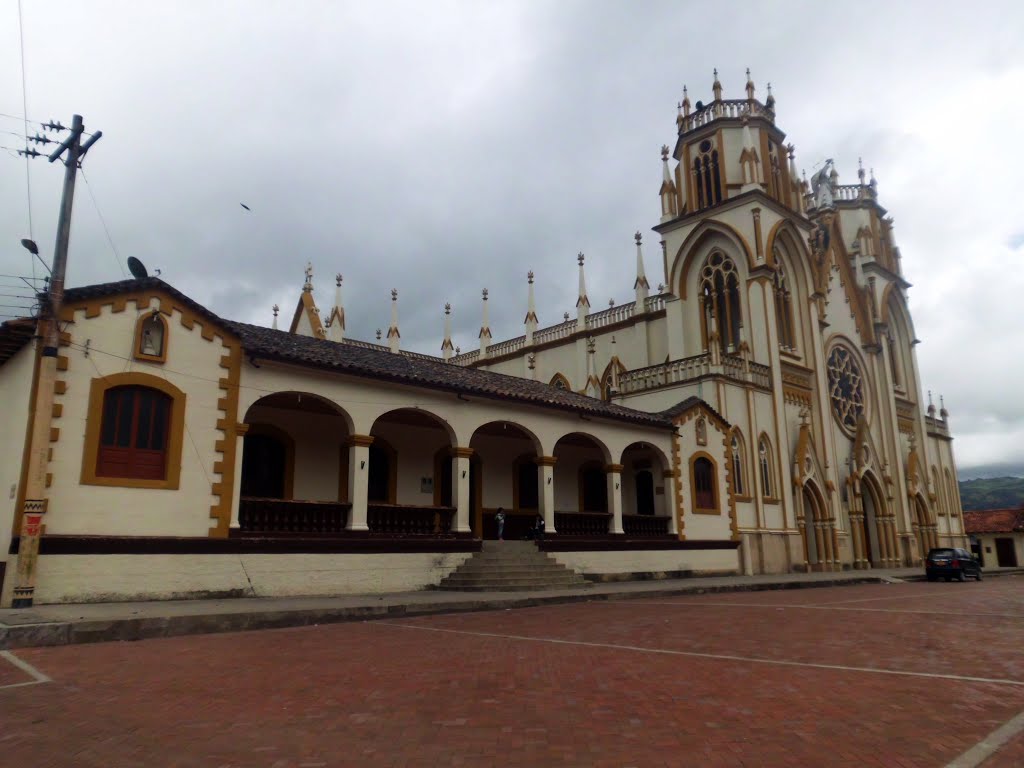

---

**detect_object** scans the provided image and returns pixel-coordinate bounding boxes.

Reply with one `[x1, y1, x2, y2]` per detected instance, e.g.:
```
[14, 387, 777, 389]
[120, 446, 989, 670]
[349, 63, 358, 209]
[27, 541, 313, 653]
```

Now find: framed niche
[134, 311, 169, 363]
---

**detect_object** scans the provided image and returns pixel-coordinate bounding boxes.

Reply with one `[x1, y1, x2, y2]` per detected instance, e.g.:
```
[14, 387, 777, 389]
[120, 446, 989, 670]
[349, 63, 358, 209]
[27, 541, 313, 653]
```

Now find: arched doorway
[553, 432, 612, 536]
[800, 481, 835, 571]
[469, 421, 542, 539]
[620, 441, 673, 536]
[860, 474, 887, 567]
[913, 494, 935, 562]
[239, 392, 352, 533]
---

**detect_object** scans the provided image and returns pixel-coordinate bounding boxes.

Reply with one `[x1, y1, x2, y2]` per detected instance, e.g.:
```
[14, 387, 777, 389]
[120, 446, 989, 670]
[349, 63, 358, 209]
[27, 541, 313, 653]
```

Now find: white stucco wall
[46, 297, 227, 537]
[551, 548, 738, 576]
[30, 551, 475, 603]
[0, 343, 35, 578]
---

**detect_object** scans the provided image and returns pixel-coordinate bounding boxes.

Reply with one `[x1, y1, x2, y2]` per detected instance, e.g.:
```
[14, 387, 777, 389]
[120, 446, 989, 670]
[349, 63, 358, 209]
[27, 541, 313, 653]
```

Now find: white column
[538, 456, 557, 534]
[664, 469, 679, 535]
[347, 435, 373, 531]
[607, 464, 624, 534]
[452, 448, 473, 533]
[229, 424, 249, 529]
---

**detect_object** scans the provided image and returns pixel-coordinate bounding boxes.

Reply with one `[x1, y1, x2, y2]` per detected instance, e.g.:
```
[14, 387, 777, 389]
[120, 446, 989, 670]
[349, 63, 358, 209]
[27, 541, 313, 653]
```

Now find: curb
[0, 574, 900, 650]
[6, 569, 1020, 650]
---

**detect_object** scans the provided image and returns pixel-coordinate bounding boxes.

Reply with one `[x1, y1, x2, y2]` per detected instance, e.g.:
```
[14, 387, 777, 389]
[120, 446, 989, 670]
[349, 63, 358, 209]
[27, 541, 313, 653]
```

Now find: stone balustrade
[680, 99, 775, 133]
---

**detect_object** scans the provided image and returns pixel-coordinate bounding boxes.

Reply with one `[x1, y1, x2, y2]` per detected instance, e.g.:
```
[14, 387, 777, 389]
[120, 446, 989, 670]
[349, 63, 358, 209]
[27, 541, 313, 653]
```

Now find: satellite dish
[127, 257, 149, 279]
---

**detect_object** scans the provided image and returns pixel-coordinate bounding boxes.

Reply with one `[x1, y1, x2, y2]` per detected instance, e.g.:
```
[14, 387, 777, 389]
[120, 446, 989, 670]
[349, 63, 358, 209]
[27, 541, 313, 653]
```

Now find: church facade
[0, 73, 966, 606]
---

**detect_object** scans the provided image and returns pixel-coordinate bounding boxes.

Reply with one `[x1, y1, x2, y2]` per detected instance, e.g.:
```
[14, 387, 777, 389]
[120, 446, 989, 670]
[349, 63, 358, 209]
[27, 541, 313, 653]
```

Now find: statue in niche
[696, 416, 707, 446]
[140, 314, 165, 357]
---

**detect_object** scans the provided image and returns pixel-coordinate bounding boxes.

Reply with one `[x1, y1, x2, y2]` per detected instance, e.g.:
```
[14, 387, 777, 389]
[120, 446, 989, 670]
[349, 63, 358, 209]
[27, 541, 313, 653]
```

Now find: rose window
[826, 346, 864, 434]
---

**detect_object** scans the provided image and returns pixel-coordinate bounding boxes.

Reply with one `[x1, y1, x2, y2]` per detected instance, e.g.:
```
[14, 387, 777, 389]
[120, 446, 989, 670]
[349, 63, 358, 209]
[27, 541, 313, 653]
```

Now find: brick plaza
[1, 579, 1022, 767]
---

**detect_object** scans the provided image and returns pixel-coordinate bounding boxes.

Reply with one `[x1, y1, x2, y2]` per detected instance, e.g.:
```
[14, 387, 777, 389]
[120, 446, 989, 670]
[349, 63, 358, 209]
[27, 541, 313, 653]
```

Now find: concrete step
[438, 540, 587, 592]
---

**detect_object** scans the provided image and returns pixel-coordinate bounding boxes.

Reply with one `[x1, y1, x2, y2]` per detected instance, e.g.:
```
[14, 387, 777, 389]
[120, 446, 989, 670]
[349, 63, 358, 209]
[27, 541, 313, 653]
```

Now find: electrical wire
[17, 0, 35, 281]
[80, 168, 128, 278]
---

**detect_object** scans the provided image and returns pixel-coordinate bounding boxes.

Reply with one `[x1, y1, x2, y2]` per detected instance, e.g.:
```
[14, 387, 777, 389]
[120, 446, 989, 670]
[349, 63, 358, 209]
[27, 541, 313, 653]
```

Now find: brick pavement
[1, 580, 1021, 767]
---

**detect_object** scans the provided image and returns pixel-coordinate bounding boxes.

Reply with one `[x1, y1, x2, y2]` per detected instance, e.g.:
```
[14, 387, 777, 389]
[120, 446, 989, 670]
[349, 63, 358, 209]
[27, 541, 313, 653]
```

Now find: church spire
[441, 303, 454, 361]
[272, 304, 279, 331]
[659, 145, 678, 220]
[585, 337, 601, 398]
[745, 67, 755, 100]
[681, 85, 691, 116]
[712, 68, 723, 101]
[576, 252, 590, 332]
[387, 289, 400, 353]
[524, 271, 538, 345]
[634, 231, 649, 306]
[479, 288, 491, 358]
[327, 273, 345, 342]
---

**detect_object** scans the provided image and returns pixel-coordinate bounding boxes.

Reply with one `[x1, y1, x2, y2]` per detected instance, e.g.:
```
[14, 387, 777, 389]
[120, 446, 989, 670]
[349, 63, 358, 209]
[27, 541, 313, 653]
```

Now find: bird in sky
[240, 203, 251, 211]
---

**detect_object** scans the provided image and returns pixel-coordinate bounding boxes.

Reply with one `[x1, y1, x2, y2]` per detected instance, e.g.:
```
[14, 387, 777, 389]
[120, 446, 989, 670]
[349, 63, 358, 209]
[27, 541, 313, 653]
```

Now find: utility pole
[11, 114, 101, 608]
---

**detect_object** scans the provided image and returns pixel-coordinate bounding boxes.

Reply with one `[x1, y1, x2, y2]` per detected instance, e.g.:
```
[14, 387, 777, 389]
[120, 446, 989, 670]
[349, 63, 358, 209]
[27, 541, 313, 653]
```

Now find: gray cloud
[2, 0, 1023, 472]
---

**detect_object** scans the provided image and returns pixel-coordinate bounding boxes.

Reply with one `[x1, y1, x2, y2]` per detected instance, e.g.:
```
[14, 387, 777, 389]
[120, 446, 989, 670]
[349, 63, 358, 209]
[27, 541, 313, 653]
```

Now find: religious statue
[810, 159, 835, 209]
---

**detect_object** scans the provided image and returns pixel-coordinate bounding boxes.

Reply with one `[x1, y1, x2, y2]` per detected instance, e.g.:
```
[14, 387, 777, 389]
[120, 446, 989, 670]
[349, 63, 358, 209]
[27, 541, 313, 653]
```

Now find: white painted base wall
[550, 548, 739, 577]
[8, 552, 474, 605]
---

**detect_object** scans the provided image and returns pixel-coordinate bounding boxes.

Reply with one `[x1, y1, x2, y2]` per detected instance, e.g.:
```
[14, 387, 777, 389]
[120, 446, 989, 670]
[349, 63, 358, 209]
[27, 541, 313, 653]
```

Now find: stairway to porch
[437, 541, 590, 591]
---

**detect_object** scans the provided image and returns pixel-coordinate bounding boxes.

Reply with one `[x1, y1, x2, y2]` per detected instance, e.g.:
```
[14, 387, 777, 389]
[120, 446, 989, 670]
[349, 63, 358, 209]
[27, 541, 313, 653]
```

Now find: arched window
[692, 456, 717, 512]
[692, 139, 722, 210]
[96, 386, 172, 480]
[549, 373, 570, 391]
[730, 430, 746, 496]
[773, 263, 796, 351]
[600, 359, 627, 401]
[759, 437, 774, 498]
[700, 251, 742, 353]
[944, 469, 960, 518]
[931, 466, 945, 515]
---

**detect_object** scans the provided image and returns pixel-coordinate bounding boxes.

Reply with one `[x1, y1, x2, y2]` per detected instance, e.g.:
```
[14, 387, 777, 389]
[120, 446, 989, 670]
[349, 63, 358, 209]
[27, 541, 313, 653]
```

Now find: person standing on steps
[495, 507, 506, 541]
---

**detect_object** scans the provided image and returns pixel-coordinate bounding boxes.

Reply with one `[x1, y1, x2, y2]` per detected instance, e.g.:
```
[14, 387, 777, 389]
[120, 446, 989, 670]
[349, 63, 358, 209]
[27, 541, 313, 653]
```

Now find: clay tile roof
[963, 508, 1024, 535]
[226, 320, 674, 429]
[0, 317, 35, 366]
[50, 277, 701, 430]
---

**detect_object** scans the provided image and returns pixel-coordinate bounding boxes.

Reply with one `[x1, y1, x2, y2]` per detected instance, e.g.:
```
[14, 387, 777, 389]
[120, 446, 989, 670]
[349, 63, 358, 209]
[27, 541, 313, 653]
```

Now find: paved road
[1, 578, 1022, 767]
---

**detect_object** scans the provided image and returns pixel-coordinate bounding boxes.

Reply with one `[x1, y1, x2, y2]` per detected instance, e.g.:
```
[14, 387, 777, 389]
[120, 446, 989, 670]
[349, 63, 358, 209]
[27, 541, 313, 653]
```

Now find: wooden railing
[622, 514, 671, 537]
[554, 511, 611, 536]
[368, 503, 455, 535]
[239, 498, 350, 534]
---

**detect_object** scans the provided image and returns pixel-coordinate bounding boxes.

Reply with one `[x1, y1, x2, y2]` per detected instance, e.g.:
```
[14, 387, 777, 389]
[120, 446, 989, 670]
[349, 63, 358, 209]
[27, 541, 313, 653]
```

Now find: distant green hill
[958, 477, 1024, 511]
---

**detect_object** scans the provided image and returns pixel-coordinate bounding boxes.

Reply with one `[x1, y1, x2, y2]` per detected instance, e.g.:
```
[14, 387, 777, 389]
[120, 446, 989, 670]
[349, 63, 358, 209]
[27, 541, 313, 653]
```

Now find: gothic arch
[671, 220, 755, 299]
[728, 428, 748, 498]
[600, 357, 627, 400]
[549, 372, 571, 391]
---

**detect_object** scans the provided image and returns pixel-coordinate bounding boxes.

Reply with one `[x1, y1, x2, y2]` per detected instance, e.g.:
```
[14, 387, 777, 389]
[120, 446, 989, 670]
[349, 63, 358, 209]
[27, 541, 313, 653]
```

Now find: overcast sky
[1, 1, 1022, 475]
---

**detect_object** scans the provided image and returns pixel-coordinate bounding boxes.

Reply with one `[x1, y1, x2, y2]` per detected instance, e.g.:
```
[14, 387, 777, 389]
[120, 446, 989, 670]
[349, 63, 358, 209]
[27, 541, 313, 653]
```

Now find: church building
[0, 72, 966, 606]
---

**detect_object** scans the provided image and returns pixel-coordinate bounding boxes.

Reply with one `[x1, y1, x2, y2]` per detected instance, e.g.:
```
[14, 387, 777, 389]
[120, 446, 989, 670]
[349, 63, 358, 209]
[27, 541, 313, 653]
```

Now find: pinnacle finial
[335, 273, 342, 287]
[376, 329, 382, 340]
[713, 67, 719, 80]
[657, 282, 664, 292]
[858, 157, 866, 184]
[661, 144, 669, 161]
[482, 288, 488, 300]
[391, 288, 398, 301]
[563, 312, 570, 322]
[635, 231, 642, 244]
[577, 252, 585, 266]
[272, 304, 279, 317]
[609, 298, 615, 308]
[527, 270, 534, 283]
[445, 302, 451, 314]
[303, 262, 314, 292]
[456, 346, 461, 354]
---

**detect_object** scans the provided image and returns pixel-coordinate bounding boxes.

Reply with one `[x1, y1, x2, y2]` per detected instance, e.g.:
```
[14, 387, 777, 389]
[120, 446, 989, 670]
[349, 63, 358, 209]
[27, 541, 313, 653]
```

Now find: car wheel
[927, 575, 936, 582]
[958, 571, 967, 582]
[945, 577, 951, 582]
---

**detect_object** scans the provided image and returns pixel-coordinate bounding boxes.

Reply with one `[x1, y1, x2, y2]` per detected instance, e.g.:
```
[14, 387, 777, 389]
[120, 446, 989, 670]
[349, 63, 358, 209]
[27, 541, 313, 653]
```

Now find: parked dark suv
[925, 547, 982, 582]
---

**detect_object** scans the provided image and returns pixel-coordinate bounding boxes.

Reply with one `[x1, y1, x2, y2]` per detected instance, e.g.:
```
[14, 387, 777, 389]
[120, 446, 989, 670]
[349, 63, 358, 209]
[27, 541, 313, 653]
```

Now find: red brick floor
[1, 580, 1022, 767]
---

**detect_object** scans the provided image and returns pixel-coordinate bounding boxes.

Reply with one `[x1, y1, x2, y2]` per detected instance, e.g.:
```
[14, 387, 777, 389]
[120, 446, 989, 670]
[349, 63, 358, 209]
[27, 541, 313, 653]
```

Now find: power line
[17, 0, 35, 281]
[80, 167, 128, 278]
